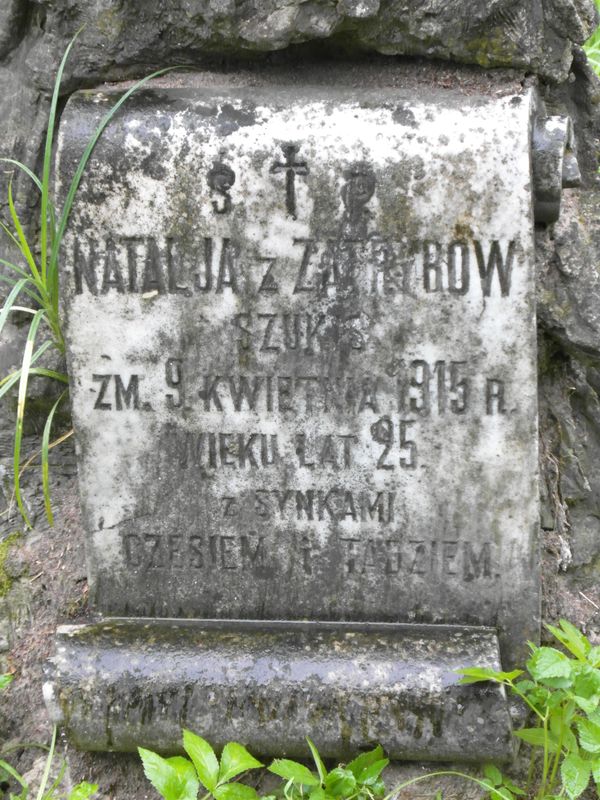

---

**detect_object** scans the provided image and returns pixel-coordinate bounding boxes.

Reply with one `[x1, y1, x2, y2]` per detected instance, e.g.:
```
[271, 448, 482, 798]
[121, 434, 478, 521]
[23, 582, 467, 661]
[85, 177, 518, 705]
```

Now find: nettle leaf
[182, 730, 219, 792]
[589, 709, 600, 725]
[514, 728, 559, 753]
[139, 749, 199, 800]
[307, 788, 335, 800]
[573, 694, 599, 714]
[215, 784, 259, 800]
[527, 648, 572, 685]
[324, 768, 356, 797]
[546, 621, 590, 661]
[456, 667, 500, 684]
[483, 764, 502, 786]
[367, 778, 386, 797]
[307, 739, 327, 785]
[591, 758, 600, 787]
[502, 778, 526, 796]
[514, 679, 536, 693]
[268, 760, 320, 786]
[68, 782, 99, 800]
[573, 666, 600, 700]
[347, 745, 384, 779]
[561, 753, 591, 799]
[358, 759, 389, 785]
[218, 742, 263, 784]
[589, 647, 600, 668]
[577, 718, 600, 754]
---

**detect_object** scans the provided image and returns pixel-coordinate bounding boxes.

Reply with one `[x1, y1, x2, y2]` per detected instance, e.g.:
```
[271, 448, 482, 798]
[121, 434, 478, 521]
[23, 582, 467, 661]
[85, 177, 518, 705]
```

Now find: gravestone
[44, 70, 573, 759]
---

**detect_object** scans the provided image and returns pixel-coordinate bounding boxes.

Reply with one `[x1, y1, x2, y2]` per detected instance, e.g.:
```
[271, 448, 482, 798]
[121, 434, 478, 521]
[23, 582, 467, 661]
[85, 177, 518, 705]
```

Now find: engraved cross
[270, 144, 309, 219]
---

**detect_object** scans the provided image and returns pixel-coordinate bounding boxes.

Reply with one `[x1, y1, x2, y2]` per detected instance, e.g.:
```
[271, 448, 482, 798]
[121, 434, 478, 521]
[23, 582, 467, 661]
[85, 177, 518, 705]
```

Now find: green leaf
[324, 768, 356, 797]
[589, 709, 600, 725]
[0, 278, 28, 339]
[0, 674, 13, 690]
[7, 179, 39, 282]
[182, 730, 219, 792]
[14, 309, 46, 528]
[456, 667, 500, 684]
[214, 784, 259, 800]
[483, 764, 502, 786]
[591, 757, 600, 788]
[573, 694, 599, 714]
[502, 778, 526, 796]
[268, 760, 319, 786]
[577, 718, 600, 754]
[561, 752, 591, 799]
[307, 788, 335, 800]
[491, 789, 513, 800]
[306, 739, 327, 785]
[218, 742, 262, 784]
[572, 665, 600, 699]
[41, 389, 68, 526]
[50, 66, 177, 286]
[0, 759, 28, 790]
[589, 647, 600, 668]
[558, 620, 591, 659]
[138, 749, 199, 800]
[514, 727, 559, 752]
[357, 759, 389, 785]
[527, 647, 572, 684]
[68, 782, 99, 800]
[347, 745, 384, 779]
[366, 778, 386, 797]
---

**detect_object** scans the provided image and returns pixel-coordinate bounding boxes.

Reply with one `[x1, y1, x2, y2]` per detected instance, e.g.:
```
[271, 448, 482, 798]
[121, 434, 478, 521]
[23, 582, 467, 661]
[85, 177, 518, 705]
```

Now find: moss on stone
[0, 532, 21, 598]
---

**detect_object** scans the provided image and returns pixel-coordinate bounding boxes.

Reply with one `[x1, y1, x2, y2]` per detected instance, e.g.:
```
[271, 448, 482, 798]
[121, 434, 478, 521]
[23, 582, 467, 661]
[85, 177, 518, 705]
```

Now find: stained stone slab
[51, 76, 542, 755]
[45, 620, 513, 760]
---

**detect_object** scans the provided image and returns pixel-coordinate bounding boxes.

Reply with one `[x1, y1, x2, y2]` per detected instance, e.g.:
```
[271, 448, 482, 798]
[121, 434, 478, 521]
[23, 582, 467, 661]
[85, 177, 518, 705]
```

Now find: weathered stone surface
[57, 78, 540, 668]
[0, 0, 26, 60]
[21, 0, 597, 89]
[45, 620, 513, 761]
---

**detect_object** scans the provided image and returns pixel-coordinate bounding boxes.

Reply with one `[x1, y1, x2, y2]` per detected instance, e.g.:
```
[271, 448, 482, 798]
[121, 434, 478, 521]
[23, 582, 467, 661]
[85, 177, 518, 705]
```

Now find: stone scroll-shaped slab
[58, 81, 539, 666]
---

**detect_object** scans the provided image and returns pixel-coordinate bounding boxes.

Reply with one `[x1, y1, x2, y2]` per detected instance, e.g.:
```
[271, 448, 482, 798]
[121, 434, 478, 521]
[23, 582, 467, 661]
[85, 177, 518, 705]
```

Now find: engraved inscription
[71, 235, 520, 299]
[63, 89, 538, 635]
[270, 143, 309, 218]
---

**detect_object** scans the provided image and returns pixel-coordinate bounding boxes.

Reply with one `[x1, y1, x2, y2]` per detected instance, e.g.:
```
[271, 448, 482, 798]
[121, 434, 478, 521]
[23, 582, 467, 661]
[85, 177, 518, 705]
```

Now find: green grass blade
[42, 389, 68, 525]
[0, 157, 58, 241]
[0, 256, 30, 278]
[8, 180, 40, 283]
[41, 30, 83, 283]
[28, 368, 69, 383]
[0, 370, 21, 397]
[50, 66, 176, 278]
[35, 725, 57, 800]
[0, 157, 44, 193]
[0, 341, 53, 399]
[0, 275, 44, 306]
[0, 278, 28, 336]
[0, 217, 24, 253]
[0, 759, 28, 790]
[14, 310, 46, 528]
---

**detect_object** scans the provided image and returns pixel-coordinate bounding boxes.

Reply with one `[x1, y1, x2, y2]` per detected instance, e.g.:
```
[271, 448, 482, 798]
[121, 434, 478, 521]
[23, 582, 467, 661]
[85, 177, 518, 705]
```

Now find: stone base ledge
[44, 619, 513, 761]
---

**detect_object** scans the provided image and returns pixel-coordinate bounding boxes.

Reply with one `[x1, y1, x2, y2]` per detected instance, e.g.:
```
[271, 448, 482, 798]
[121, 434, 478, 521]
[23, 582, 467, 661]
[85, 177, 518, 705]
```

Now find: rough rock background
[1, 1, 600, 798]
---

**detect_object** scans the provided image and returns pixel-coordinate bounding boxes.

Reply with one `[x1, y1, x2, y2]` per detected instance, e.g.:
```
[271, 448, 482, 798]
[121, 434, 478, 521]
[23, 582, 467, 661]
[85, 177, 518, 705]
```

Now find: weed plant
[459, 619, 600, 799]
[0, 31, 172, 527]
[0, 727, 97, 800]
[139, 621, 600, 800]
[584, 0, 600, 75]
